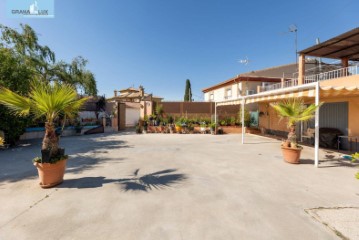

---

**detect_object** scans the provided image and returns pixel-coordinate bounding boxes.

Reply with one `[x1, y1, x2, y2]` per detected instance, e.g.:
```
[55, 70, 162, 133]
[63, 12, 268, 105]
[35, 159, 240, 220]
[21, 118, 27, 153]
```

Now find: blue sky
[1, 0, 358, 100]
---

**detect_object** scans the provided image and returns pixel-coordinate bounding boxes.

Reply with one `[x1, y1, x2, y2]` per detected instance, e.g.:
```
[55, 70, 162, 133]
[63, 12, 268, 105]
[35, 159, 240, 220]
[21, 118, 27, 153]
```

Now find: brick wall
[159, 102, 241, 119]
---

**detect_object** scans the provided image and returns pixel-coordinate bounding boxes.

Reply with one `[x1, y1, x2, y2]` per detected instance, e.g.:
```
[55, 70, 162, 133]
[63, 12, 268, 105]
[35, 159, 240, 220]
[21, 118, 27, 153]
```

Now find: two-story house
[202, 61, 328, 102]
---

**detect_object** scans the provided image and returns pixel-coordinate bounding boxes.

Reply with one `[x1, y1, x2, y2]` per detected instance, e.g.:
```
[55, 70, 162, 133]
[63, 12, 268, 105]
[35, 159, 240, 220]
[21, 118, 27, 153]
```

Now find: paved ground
[0, 132, 358, 240]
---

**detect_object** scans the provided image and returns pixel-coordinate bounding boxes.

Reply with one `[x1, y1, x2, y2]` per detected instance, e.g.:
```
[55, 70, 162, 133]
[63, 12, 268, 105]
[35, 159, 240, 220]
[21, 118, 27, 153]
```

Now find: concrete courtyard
[0, 132, 358, 240]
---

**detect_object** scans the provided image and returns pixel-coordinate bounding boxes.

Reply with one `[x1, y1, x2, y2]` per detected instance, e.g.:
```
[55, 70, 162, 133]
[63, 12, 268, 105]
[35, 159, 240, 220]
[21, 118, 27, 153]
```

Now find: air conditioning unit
[246, 90, 255, 95]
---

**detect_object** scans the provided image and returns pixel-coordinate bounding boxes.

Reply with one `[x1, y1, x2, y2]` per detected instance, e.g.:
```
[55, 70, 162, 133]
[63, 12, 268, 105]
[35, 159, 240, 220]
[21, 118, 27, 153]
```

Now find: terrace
[259, 27, 359, 93]
[260, 65, 359, 93]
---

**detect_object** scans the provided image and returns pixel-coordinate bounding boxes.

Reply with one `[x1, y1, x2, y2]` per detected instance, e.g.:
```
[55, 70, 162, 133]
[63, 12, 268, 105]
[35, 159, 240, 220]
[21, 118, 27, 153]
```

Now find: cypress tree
[184, 79, 192, 102]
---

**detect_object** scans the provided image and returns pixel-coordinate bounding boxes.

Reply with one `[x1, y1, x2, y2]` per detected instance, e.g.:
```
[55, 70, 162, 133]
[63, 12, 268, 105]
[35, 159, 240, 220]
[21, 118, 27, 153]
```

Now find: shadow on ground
[0, 133, 130, 183]
[300, 155, 359, 168]
[58, 169, 187, 192]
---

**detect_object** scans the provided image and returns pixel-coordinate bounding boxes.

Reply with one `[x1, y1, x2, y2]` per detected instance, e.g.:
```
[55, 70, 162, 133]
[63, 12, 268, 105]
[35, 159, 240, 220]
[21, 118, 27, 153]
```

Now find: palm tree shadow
[59, 169, 187, 192]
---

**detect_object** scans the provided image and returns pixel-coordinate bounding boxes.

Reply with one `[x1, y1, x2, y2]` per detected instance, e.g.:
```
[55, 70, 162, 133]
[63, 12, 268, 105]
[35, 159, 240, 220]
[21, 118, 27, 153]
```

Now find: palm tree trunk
[42, 122, 59, 158]
[288, 124, 297, 144]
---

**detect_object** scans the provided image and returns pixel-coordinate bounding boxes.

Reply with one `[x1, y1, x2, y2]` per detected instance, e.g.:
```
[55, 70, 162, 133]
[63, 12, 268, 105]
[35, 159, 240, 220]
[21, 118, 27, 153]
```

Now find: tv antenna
[289, 24, 298, 66]
[238, 56, 250, 65]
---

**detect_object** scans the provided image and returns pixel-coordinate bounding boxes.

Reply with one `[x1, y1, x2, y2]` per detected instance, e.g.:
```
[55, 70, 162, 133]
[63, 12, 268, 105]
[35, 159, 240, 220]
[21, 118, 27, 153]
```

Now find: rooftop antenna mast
[289, 24, 298, 67]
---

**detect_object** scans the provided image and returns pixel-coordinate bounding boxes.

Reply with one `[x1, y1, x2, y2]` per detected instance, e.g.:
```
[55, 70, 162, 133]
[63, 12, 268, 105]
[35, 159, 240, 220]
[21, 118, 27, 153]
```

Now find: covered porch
[215, 28, 359, 167]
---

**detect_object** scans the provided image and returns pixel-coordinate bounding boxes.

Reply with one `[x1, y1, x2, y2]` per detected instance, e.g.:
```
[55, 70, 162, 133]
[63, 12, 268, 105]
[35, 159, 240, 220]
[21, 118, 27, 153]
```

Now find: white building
[202, 62, 323, 102]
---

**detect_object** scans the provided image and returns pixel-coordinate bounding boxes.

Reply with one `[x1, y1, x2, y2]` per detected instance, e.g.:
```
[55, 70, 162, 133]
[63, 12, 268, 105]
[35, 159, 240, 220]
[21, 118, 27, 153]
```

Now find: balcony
[260, 65, 359, 93]
[304, 65, 359, 84]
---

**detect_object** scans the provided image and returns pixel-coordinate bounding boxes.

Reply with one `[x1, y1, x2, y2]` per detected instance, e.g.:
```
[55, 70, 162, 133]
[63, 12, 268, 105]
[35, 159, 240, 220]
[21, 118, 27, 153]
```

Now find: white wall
[126, 108, 140, 127]
[204, 81, 264, 102]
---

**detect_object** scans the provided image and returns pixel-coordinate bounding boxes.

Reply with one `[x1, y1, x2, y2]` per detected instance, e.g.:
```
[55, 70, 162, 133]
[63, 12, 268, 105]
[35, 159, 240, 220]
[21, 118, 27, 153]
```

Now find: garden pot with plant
[210, 122, 217, 134]
[200, 122, 207, 134]
[271, 99, 321, 164]
[175, 122, 182, 133]
[0, 81, 88, 188]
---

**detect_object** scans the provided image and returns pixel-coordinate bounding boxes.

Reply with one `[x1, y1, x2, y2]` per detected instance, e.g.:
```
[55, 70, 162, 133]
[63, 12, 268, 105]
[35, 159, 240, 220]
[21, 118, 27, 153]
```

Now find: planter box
[219, 126, 260, 134]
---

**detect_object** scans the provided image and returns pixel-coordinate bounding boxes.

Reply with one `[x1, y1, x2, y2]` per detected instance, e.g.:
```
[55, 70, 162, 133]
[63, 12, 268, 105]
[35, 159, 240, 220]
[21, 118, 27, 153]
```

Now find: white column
[214, 102, 217, 133]
[241, 98, 245, 144]
[314, 81, 320, 167]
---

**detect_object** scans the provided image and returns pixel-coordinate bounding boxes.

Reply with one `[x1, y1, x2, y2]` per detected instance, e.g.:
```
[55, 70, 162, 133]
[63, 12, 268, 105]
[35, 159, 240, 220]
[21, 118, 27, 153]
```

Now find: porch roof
[299, 28, 359, 60]
[216, 85, 359, 106]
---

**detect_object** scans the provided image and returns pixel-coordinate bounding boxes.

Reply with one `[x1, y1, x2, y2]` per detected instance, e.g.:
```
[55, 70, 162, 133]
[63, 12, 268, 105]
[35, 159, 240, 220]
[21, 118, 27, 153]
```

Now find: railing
[304, 65, 359, 84]
[260, 78, 298, 92]
[261, 82, 282, 92]
[284, 78, 298, 88]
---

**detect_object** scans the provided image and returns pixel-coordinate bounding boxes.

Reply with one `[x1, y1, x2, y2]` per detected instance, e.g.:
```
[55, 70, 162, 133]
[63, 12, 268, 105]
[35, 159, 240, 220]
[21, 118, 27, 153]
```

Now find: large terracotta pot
[34, 159, 67, 188]
[281, 147, 302, 164]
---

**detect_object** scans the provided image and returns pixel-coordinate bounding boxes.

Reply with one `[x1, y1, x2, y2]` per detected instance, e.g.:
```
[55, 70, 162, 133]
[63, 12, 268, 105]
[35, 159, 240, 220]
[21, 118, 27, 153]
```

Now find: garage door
[125, 108, 140, 127]
[319, 102, 348, 136]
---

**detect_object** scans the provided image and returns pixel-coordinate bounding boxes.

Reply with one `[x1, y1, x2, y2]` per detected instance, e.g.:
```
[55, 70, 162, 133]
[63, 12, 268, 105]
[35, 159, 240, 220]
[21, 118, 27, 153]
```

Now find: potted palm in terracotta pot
[0, 81, 88, 188]
[270, 98, 321, 164]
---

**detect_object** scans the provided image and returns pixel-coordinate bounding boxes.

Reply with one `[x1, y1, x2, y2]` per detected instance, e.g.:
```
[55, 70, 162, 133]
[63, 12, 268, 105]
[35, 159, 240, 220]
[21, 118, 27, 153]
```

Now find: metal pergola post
[241, 98, 245, 144]
[214, 102, 217, 133]
[314, 81, 320, 167]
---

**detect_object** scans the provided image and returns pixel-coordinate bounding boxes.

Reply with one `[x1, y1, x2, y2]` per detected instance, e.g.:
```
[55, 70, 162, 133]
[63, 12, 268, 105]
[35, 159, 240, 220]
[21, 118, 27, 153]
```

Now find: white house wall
[205, 81, 262, 102]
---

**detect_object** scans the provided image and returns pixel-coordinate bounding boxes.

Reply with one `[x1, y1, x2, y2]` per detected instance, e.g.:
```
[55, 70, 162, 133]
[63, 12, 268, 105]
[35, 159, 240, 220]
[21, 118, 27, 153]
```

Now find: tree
[0, 48, 32, 145]
[184, 79, 192, 102]
[0, 24, 98, 144]
[0, 24, 98, 96]
[270, 98, 321, 146]
[0, 81, 88, 159]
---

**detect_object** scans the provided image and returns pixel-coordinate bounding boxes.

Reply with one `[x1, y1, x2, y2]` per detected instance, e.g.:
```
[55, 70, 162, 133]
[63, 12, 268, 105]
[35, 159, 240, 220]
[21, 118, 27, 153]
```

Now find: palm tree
[270, 98, 322, 146]
[0, 81, 88, 159]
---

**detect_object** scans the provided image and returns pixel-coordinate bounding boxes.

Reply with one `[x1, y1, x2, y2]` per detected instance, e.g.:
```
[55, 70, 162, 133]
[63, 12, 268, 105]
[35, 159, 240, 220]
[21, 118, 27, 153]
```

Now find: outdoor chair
[302, 128, 315, 145]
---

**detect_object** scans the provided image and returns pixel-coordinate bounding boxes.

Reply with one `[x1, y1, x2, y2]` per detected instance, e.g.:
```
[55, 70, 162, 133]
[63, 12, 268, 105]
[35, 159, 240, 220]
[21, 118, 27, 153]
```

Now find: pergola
[215, 28, 359, 167]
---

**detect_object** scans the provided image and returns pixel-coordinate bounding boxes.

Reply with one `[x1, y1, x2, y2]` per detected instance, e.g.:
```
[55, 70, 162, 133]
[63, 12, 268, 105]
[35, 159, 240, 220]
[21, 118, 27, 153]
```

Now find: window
[210, 93, 214, 101]
[246, 90, 255, 95]
[225, 88, 232, 99]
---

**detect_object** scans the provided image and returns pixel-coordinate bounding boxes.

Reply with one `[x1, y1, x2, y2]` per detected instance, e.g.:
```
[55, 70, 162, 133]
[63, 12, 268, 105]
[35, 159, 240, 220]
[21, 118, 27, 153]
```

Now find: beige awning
[320, 86, 359, 97]
[245, 89, 316, 104]
[216, 85, 359, 106]
[216, 99, 244, 106]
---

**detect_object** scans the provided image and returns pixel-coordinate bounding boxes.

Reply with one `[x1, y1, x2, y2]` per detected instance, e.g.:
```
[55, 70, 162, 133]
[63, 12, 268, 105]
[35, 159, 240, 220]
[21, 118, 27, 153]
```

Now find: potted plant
[174, 121, 181, 133]
[210, 122, 217, 134]
[271, 98, 321, 164]
[200, 122, 207, 134]
[74, 120, 83, 135]
[0, 81, 88, 187]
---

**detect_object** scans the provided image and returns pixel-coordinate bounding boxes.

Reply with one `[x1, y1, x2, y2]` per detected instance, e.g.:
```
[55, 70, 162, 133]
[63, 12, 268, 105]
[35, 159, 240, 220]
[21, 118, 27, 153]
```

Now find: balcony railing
[261, 82, 282, 92]
[259, 65, 359, 93]
[260, 78, 298, 92]
[284, 78, 298, 88]
[304, 65, 359, 84]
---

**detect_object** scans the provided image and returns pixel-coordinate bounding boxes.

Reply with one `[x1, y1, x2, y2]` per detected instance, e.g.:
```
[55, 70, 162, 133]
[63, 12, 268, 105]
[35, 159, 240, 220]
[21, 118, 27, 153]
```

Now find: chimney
[114, 90, 117, 97]
[139, 85, 144, 97]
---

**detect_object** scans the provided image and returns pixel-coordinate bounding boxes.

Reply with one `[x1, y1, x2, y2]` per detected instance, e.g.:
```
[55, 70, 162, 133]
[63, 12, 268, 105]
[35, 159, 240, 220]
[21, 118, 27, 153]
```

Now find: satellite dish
[238, 56, 250, 65]
[289, 24, 297, 33]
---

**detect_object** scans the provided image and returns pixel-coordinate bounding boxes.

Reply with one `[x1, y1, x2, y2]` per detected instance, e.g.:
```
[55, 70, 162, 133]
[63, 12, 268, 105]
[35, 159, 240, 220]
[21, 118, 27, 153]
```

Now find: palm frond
[0, 87, 31, 116]
[271, 98, 322, 128]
